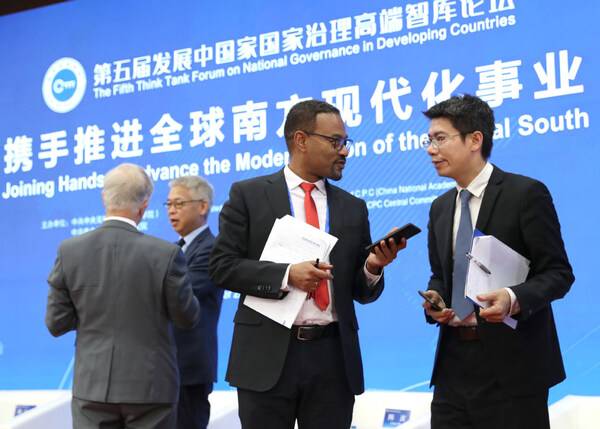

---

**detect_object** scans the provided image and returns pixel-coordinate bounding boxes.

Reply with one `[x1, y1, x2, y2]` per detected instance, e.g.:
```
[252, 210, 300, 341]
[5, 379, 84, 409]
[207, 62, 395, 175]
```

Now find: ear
[138, 198, 149, 218]
[292, 130, 309, 154]
[198, 200, 210, 217]
[469, 131, 484, 153]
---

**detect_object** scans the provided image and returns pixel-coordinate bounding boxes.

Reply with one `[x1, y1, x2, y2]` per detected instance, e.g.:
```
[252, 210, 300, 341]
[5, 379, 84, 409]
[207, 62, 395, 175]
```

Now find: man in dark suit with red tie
[166, 176, 223, 429]
[420, 95, 574, 429]
[209, 100, 405, 429]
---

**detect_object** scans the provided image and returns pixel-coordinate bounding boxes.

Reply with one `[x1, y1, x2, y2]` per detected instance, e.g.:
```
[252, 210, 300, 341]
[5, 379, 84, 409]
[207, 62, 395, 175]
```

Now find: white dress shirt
[281, 165, 381, 325]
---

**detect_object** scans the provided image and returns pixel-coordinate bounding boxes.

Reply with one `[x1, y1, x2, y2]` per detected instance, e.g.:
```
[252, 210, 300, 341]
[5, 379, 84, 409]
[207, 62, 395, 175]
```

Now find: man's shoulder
[88, 224, 178, 253]
[188, 228, 215, 254]
[58, 231, 92, 252]
[431, 186, 456, 210]
[232, 171, 281, 191]
[137, 233, 179, 254]
[493, 166, 547, 193]
[327, 181, 363, 205]
[58, 226, 108, 251]
[501, 170, 543, 187]
[55, 227, 178, 271]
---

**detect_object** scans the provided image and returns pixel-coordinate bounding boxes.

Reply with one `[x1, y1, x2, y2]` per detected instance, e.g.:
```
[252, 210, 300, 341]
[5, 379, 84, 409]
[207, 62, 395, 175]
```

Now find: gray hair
[169, 175, 213, 211]
[102, 163, 153, 211]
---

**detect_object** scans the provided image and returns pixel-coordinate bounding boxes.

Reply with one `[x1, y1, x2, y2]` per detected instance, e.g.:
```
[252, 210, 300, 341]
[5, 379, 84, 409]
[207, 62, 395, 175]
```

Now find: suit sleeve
[164, 248, 200, 329]
[209, 182, 288, 299]
[187, 243, 219, 299]
[352, 199, 385, 304]
[510, 181, 574, 321]
[426, 202, 446, 324]
[427, 202, 446, 294]
[45, 250, 78, 337]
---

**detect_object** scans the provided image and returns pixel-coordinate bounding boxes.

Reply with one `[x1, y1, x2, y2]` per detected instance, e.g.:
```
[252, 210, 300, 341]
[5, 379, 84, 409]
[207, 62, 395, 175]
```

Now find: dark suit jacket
[174, 227, 223, 386]
[209, 169, 383, 395]
[427, 166, 574, 395]
[45, 220, 200, 404]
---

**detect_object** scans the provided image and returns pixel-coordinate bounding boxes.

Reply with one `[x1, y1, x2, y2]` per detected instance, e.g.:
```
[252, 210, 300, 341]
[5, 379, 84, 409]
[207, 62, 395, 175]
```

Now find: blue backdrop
[0, 0, 597, 403]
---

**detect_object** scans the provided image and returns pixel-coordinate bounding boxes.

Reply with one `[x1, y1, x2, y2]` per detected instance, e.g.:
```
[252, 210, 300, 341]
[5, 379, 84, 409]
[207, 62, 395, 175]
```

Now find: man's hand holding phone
[419, 290, 455, 324]
[364, 223, 419, 274]
[365, 223, 420, 253]
[365, 230, 406, 274]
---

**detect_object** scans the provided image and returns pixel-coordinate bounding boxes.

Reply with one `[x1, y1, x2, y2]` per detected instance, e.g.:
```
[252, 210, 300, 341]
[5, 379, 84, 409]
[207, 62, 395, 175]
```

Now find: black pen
[314, 258, 319, 268]
[465, 252, 492, 275]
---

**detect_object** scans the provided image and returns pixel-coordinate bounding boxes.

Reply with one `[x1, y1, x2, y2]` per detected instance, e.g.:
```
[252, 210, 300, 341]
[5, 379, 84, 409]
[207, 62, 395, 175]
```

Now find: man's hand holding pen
[289, 259, 333, 293]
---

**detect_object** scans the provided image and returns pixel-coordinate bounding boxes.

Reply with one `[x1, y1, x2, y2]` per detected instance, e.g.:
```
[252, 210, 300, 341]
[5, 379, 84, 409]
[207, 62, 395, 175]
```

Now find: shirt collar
[181, 224, 208, 246]
[456, 162, 493, 199]
[104, 216, 138, 229]
[284, 165, 326, 195]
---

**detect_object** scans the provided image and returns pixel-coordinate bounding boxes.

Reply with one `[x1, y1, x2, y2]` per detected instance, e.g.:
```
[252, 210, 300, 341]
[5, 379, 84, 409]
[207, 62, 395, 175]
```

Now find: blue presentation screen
[0, 0, 598, 402]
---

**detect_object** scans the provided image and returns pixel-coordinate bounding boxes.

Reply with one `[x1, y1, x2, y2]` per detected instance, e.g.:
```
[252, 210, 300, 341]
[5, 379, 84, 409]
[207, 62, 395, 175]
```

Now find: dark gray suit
[46, 220, 200, 428]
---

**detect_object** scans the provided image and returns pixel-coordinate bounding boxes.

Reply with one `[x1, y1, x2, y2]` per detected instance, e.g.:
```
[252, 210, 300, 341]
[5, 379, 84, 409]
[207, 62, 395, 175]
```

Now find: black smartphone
[365, 223, 421, 252]
[418, 290, 444, 311]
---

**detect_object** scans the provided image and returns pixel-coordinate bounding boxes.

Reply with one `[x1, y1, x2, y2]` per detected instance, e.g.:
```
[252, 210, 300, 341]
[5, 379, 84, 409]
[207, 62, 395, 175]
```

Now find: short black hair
[423, 94, 495, 159]
[284, 100, 340, 149]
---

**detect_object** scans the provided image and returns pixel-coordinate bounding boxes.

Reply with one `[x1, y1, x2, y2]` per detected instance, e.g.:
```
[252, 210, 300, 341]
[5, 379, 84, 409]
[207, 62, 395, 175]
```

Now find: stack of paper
[243, 215, 338, 328]
[465, 234, 530, 329]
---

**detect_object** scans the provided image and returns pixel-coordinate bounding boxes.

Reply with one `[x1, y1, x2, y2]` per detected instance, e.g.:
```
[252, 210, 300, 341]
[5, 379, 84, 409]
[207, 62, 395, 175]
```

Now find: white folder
[465, 234, 530, 329]
[243, 215, 338, 328]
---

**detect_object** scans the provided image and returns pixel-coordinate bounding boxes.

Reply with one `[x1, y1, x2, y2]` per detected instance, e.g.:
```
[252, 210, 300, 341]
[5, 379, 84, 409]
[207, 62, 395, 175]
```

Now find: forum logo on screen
[42, 57, 87, 113]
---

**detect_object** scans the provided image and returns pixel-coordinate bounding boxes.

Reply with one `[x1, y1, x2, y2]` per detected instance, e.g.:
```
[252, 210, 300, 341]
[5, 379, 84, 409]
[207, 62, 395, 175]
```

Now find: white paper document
[465, 234, 530, 329]
[243, 215, 338, 328]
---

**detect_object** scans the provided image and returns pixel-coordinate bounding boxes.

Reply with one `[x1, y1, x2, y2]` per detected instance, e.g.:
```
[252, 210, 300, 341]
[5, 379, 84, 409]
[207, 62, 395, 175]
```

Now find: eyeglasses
[421, 133, 463, 150]
[163, 199, 203, 210]
[303, 131, 353, 151]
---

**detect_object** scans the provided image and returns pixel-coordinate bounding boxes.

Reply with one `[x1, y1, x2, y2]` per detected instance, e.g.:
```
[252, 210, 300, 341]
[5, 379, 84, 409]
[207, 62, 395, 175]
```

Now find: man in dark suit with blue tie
[166, 176, 224, 429]
[420, 95, 574, 429]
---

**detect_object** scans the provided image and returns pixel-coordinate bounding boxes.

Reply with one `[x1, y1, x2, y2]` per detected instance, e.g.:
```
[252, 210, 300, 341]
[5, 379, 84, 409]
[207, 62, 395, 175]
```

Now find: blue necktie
[452, 189, 474, 320]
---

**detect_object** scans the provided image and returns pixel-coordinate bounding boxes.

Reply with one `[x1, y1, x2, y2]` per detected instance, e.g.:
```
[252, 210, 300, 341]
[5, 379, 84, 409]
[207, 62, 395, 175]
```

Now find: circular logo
[42, 57, 87, 113]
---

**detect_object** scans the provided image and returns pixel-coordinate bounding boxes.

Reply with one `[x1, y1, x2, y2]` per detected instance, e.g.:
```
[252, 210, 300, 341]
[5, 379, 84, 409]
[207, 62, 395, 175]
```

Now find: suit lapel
[264, 170, 292, 220]
[325, 182, 344, 240]
[325, 182, 344, 297]
[437, 189, 456, 280]
[475, 165, 504, 233]
[185, 227, 212, 254]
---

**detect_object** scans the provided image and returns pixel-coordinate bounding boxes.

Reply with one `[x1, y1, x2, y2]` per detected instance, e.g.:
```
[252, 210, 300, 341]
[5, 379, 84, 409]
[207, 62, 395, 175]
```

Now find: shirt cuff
[504, 287, 520, 316]
[363, 262, 382, 286]
[280, 265, 291, 292]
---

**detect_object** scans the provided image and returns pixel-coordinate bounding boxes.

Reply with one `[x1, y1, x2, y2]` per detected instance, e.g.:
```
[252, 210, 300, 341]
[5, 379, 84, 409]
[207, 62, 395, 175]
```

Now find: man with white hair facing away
[45, 163, 200, 429]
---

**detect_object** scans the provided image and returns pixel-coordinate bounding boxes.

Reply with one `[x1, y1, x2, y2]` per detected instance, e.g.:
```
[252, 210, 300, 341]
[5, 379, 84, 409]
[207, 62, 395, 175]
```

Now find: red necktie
[299, 182, 329, 311]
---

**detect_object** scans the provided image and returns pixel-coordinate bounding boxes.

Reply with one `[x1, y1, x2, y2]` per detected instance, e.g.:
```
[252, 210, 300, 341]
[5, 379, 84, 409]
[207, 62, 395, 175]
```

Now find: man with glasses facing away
[209, 99, 406, 429]
[420, 94, 574, 429]
[165, 176, 223, 429]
